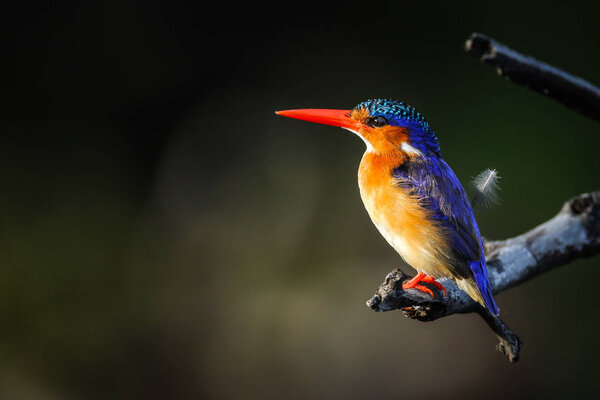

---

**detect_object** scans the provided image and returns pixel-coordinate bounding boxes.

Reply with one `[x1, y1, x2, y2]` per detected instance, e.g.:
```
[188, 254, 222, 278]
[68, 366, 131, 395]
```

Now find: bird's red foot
[418, 275, 447, 296]
[402, 271, 447, 297]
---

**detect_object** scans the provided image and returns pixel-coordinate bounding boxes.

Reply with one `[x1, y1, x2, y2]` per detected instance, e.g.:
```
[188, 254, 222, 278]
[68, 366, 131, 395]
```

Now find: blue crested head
[352, 99, 441, 156]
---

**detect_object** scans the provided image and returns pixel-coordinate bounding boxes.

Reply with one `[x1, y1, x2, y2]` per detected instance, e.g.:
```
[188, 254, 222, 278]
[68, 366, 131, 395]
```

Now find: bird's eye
[367, 116, 387, 127]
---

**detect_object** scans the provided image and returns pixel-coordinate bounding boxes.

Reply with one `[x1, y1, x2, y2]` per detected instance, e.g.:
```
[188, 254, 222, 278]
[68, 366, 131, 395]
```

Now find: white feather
[471, 168, 501, 209]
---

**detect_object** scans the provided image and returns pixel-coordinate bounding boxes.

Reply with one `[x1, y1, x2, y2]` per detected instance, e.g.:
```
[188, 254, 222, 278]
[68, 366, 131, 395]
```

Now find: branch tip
[465, 33, 600, 123]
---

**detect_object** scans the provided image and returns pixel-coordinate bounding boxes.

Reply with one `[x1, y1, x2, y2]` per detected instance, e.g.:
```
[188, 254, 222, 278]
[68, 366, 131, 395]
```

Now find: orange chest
[357, 152, 449, 272]
[357, 152, 413, 221]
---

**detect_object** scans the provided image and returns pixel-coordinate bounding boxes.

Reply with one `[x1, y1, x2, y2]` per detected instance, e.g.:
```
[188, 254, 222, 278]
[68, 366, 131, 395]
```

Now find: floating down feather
[471, 168, 501, 209]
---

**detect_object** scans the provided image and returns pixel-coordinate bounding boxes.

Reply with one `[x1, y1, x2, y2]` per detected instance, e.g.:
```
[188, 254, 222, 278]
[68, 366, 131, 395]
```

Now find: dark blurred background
[1, 1, 599, 399]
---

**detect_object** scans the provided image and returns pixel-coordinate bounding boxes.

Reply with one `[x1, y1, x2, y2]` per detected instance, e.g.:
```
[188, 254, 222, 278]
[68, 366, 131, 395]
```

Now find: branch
[465, 33, 600, 123]
[366, 191, 600, 362]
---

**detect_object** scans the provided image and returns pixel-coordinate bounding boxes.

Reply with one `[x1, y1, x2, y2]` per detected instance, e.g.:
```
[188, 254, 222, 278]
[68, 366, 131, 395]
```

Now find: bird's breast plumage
[357, 152, 452, 278]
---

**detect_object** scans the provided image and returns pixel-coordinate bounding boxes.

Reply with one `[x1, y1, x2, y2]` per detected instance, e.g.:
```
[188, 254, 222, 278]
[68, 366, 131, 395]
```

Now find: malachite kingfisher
[276, 99, 499, 315]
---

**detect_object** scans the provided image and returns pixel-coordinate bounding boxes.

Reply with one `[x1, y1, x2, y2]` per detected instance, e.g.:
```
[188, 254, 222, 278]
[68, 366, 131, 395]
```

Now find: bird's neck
[358, 150, 409, 191]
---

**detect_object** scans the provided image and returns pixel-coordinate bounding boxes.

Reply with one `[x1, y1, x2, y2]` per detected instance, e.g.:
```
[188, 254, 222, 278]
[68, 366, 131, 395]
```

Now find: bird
[276, 99, 499, 315]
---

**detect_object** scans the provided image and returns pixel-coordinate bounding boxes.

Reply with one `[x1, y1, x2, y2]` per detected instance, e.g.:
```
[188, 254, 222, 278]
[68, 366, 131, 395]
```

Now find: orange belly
[358, 152, 452, 278]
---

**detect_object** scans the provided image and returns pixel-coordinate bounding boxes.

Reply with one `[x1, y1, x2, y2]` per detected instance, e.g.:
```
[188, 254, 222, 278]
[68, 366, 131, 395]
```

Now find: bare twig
[367, 191, 600, 362]
[465, 33, 600, 123]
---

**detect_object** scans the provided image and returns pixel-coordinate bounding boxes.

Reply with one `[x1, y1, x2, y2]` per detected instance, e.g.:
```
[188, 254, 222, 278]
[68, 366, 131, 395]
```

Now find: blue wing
[393, 156, 498, 314]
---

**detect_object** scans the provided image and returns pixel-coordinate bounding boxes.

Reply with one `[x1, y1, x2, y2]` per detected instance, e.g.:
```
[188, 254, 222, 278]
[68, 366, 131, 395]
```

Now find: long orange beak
[275, 109, 362, 131]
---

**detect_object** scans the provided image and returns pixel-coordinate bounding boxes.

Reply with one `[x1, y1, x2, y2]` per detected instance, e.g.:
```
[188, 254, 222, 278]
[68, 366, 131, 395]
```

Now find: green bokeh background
[1, 1, 599, 399]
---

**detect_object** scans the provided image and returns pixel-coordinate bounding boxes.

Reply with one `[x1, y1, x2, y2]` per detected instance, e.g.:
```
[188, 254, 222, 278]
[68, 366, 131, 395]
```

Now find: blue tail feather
[469, 260, 498, 315]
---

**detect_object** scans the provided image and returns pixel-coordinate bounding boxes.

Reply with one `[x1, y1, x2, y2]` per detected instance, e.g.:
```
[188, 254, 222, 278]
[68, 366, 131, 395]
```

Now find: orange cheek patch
[380, 126, 409, 143]
[348, 108, 412, 155]
[361, 125, 410, 154]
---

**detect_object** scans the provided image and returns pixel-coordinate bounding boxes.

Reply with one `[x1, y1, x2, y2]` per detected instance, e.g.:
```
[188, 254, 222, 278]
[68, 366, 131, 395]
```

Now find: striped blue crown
[353, 99, 440, 155]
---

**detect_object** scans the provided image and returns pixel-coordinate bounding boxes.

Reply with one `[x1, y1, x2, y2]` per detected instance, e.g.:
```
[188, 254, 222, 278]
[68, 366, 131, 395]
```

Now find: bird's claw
[412, 284, 434, 297]
[418, 275, 448, 296]
[401, 272, 447, 298]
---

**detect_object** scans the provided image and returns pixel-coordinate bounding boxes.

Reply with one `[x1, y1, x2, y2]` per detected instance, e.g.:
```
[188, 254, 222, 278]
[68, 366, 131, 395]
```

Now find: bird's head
[276, 99, 440, 157]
